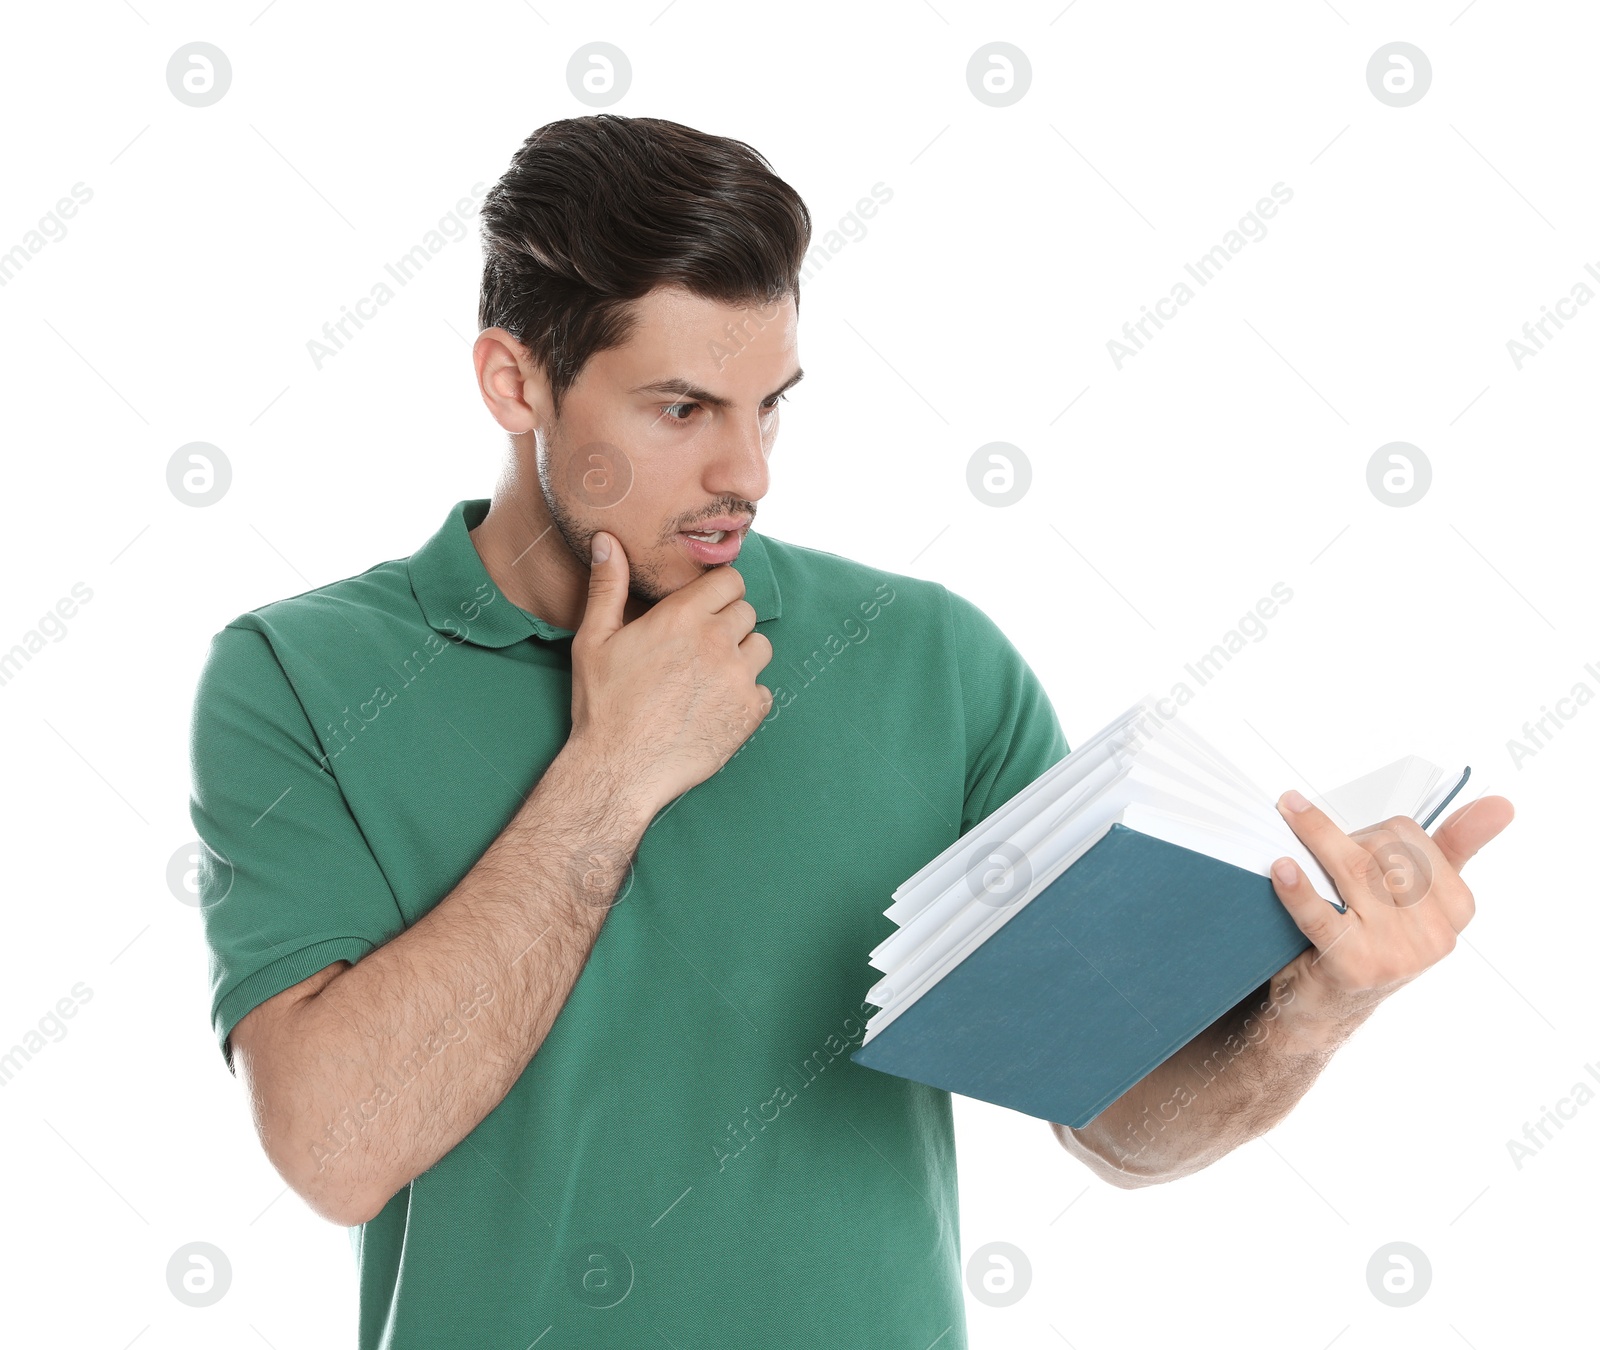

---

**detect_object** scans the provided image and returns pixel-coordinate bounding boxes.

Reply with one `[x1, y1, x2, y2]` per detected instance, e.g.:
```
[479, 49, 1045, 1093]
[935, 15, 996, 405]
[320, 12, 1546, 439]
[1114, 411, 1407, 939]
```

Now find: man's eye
[664, 402, 697, 422]
[762, 393, 788, 412]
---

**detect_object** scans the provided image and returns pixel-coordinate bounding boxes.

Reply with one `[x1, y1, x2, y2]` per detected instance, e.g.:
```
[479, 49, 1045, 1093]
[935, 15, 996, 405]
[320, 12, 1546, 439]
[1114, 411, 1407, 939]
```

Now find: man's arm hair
[230, 742, 653, 1226]
[1051, 970, 1365, 1187]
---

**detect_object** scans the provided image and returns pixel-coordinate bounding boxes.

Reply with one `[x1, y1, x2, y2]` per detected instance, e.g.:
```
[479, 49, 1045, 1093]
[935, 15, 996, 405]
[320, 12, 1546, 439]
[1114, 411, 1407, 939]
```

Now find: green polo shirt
[187, 497, 1069, 1349]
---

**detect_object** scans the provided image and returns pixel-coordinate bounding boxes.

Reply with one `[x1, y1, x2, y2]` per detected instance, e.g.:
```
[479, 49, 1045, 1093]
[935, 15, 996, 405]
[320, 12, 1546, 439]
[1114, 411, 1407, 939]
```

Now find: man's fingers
[670, 558, 748, 618]
[1277, 790, 1383, 907]
[737, 628, 773, 676]
[713, 595, 761, 648]
[1430, 794, 1515, 875]
[1269, 856, 1352, 952]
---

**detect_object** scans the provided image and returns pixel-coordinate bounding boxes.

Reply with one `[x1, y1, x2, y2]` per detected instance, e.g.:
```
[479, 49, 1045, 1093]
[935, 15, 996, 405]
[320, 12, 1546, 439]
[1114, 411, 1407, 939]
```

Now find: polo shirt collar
[409, 498, 782, 649]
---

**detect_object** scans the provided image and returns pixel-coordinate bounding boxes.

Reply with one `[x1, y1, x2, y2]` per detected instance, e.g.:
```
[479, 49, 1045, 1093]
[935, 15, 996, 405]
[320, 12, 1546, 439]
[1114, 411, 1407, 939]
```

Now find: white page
[1413, 768, 1468, 826]
[872, 756, 1152, 982]
[885, 697, 1152, 918]
[884, 696, 1254, 930]
[875, 750, 1128, 954]
[1314, 756, 1442, 832]
[882, 715, 1141, 929]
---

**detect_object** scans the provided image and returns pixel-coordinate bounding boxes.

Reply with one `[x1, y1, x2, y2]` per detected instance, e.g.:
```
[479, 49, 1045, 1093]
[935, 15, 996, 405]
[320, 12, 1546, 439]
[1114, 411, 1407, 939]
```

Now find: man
[188, 114, 1512, 1347]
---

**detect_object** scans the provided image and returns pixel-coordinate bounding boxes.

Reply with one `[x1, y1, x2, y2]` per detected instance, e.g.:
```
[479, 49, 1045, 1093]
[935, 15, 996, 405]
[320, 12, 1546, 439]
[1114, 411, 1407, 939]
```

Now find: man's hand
[568, 530, 774, 812]
[1265, 789, 1515, 1053]
[1055, 788, 1514, 1185]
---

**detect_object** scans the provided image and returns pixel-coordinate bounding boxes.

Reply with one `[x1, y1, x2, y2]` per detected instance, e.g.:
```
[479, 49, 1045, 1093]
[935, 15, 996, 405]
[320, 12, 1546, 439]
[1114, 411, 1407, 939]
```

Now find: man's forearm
[242, 740, 655, 1224]
[1052, 970, 1374, 1186]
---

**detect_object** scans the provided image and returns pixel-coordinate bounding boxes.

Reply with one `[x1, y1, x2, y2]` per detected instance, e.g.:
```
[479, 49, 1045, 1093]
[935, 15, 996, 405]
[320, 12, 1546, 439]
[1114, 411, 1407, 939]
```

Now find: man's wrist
[548, 736, 661, 834]
[1271, 971, 1378, 1058]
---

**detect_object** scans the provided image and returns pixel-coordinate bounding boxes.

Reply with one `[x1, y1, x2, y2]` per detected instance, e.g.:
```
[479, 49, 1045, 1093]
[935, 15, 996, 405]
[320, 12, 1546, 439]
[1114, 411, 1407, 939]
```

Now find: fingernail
[1273, 858, 1299, 884]
[591, 531, 610, 563]
[1280, 789, 1311, 813]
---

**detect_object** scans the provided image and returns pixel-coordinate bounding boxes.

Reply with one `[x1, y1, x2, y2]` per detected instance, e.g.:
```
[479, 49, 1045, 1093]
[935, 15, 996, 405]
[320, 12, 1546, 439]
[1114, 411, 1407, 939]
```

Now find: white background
[0, 1, 1592, 1346]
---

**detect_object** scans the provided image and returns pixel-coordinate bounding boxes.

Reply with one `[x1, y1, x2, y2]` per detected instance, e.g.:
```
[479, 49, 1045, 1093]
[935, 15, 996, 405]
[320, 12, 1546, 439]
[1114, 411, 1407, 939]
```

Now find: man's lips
[679, 516, 751, 534]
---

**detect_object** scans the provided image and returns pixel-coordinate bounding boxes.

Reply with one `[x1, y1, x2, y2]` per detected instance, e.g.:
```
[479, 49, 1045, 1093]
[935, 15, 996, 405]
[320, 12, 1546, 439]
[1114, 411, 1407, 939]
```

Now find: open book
[850, 695, 1470, 1128]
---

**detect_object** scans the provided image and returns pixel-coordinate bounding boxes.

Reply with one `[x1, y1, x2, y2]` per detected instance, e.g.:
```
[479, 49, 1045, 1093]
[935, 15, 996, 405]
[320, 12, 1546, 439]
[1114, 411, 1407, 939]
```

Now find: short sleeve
[944, 586, 1071, 837]
[188, 623, 405, 1072]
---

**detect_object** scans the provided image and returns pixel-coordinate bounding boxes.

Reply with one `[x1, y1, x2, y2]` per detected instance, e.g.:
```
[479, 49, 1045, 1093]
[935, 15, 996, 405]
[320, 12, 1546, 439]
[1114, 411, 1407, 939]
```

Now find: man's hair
[478, 115, 812, 414]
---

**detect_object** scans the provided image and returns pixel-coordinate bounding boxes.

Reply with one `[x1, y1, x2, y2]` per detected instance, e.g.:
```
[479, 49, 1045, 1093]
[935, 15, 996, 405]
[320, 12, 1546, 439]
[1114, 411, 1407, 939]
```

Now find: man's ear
[475, 327, 551, 436]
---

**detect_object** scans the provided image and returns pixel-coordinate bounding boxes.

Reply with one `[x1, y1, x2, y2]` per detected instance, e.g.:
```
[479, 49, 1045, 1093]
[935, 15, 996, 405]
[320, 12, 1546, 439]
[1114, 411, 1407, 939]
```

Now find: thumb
[1431, 793, 1514, 875]
[578, 530, 628, 642]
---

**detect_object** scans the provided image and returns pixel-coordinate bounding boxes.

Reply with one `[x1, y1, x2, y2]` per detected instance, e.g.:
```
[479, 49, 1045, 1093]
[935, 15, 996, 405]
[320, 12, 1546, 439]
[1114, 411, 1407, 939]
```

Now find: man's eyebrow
[629, 367, 804, 409]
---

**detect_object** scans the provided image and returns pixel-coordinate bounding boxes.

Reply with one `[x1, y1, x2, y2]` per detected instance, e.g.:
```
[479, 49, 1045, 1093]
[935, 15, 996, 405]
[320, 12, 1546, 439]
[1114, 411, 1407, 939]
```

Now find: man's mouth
[675, 516, 750, 563]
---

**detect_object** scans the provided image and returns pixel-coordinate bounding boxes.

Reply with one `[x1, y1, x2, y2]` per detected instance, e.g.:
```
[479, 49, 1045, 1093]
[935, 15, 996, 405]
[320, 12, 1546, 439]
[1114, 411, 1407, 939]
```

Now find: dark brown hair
[478, 115, 812, 414]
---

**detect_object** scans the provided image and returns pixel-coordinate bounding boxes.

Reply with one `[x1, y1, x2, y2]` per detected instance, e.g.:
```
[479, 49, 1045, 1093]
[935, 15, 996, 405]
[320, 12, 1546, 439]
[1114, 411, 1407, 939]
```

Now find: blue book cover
[850, 823, 1319, 1130]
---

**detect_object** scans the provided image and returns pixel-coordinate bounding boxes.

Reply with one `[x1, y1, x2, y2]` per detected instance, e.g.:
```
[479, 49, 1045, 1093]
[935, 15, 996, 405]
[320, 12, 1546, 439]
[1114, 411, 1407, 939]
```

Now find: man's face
[536, 284, 801, 604]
